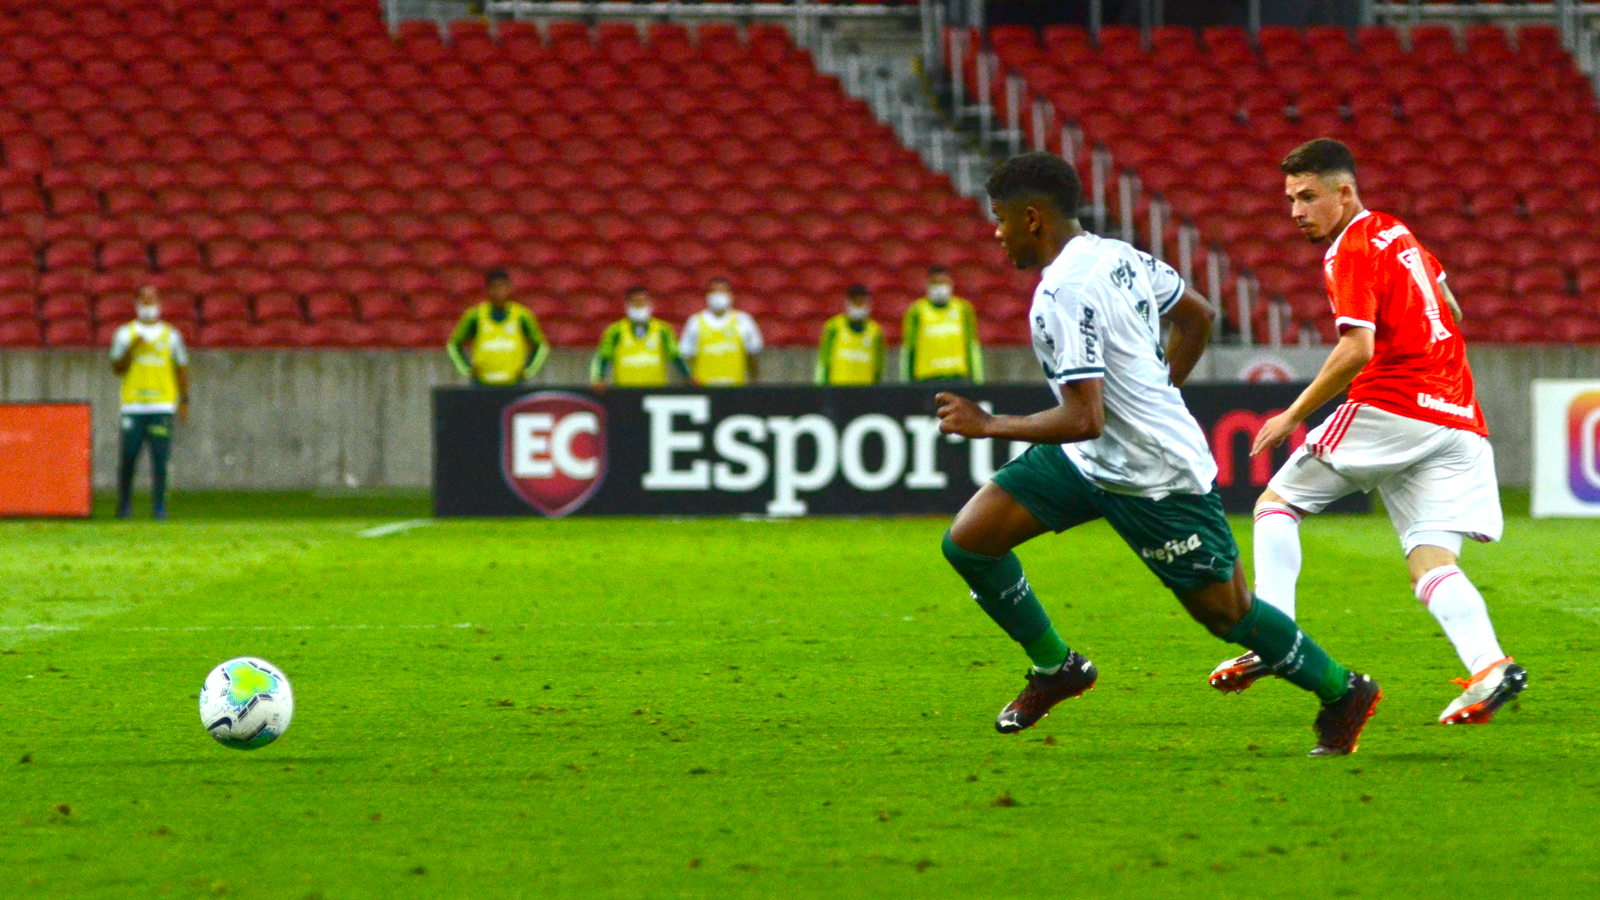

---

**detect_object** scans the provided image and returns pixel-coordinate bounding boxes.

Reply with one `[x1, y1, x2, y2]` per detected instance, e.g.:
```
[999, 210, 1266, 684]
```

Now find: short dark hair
[486, 268, 510, 284]
[847, 284, 869, 299]
[927, 266, 949, 277]
[1280, 138, 1357, 180]
[625, 285, 649, 298]
[708, 276, 730, 288]
[984, 151, 1082, 216]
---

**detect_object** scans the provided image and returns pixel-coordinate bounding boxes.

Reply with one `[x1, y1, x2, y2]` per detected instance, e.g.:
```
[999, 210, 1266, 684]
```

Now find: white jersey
[1029, 233, 1217, 498]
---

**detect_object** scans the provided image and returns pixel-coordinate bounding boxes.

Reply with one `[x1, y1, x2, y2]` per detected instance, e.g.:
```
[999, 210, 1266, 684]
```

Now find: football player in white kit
[1209, 139, 1526, 725]
[934, 152, 1380, 756]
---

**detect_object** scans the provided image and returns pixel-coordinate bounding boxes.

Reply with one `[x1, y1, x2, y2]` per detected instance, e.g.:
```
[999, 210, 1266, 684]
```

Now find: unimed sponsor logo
[501, 392, 607, 517]
[1568, 390, 1600, 503]
[637, 395, 1026, 516]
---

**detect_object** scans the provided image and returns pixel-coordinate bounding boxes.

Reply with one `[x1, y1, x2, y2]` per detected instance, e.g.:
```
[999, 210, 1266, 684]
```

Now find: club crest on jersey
[501, 392, 608, 517]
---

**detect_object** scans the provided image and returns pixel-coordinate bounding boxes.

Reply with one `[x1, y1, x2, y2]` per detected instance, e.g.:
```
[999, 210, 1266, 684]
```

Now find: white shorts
[1267, 401, 1503, 555]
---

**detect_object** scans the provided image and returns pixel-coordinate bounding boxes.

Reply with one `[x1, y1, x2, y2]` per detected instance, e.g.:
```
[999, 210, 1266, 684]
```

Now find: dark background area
[986, 0, 1362, 28]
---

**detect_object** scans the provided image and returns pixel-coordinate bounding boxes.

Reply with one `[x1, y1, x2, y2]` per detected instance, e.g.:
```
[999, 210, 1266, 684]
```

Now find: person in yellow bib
[815, 284, 886, 386]
[447, 269, 549, 386]
[590, 287, 691, 389]
[901, 266, 984, 384]
[680, 277, 763, 386]
[110, 286, 189, 520]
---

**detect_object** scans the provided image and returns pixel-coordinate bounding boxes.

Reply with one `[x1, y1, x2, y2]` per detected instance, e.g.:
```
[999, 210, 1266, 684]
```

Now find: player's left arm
[1250, 326, 1374, 456]
[1439, 278, 1464, 323]
[1160, 287, 1215, 387]
[175, 365, 190, 424]
[171, 330, 191, 424]
[522, 312, 549, 378]
[936, 378, 1103, 443]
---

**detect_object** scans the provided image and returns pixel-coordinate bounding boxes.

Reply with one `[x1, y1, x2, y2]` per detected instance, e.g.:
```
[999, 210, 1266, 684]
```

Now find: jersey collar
[1041, 232, 1093, 280]
[1324, 209, 1371, 261]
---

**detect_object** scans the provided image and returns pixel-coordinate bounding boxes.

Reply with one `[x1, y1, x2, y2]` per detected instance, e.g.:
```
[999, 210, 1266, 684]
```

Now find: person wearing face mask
[679, 277, 763, 387]
[814, 284, 885, 386]
[590, 287, 690, 389]
[108, 286, 190, 520]
[447, 269, 549, 386]
[901, 266, 984, 384]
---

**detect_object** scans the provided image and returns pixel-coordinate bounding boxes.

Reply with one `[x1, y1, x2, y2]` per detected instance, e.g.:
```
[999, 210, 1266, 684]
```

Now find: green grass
[2, 499, 1598, 899]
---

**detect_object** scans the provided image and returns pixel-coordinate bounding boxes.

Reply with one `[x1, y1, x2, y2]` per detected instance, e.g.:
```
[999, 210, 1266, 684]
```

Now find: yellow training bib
[911, 300, 971, 380]
[691, 313, 747, 386]
[614, 320, 672, 387]
[471, 302, 531, 385]
[824, 316, 882, 385]
[120, 324, 180, 409]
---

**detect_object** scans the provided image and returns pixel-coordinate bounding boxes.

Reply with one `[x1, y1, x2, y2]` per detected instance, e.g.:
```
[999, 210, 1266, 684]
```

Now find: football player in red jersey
[1208, 139, 1526, 725]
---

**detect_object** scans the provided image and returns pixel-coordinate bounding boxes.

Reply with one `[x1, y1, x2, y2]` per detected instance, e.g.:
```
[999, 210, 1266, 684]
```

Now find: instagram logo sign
[1571, 391, 1600, 503]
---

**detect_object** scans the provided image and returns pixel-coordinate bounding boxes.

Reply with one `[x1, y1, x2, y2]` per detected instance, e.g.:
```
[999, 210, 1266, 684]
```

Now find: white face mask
[627, 306, 652, 324]
[706, 291, 732, 313]
[928, 284, 952, 304]
[136, 303, 160, 323]
[846, 304, 870, 322]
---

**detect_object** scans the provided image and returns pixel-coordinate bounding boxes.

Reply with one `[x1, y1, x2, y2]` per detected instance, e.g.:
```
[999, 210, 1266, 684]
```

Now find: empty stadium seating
[0, 0, 1028, 349]
[977, 22, 1600, 344]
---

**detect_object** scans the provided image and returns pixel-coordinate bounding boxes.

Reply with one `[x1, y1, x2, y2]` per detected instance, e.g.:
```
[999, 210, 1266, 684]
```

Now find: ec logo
[501, 392, 607, 517]
[1568, 391, 1600, 503]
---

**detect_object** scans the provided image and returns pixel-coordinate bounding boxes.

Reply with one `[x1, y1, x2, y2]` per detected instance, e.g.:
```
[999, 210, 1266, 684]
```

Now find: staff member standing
[901, 266, 984, 384]
[447, 269, 549, 385]
[109, 286, 189, 520]
[590, 287, 690, 388]
[680, 277, 763, 386]
[814, 284, 885, 386]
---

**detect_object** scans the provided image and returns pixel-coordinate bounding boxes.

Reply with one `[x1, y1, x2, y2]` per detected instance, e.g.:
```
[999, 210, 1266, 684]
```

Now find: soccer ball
[198, 657, 294, 749]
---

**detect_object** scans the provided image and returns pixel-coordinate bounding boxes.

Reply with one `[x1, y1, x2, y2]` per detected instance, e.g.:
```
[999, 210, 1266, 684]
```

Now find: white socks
[1253, 503, 1303, 617]
[1416, 565, 1506, 675]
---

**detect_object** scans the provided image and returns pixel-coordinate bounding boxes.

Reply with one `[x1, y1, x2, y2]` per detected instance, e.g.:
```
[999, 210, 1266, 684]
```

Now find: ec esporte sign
[633, 395, 1028, 516]
[432, 385, 1366, 518]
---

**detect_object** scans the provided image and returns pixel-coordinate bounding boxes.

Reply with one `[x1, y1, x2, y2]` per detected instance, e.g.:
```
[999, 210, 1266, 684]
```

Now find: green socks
[942, 532, 1070, 670]
[1225, 596, 1350, 703]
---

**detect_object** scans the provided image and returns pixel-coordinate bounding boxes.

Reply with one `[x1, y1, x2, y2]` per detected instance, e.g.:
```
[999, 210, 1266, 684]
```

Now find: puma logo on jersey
[1371, 224, 1410, 250]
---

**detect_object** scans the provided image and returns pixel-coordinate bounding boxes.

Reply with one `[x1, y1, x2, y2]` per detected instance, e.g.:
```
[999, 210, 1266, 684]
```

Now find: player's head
[486, 269, 511, 303]
[985, 152, 1083, 270]
[926, 266, 953, 304]
[625, 286, 652, 323]
[845, 284, 871, 320]
[135, 285, 161, 322]
[706, 277, 733, 313]
[1280, 138, 1363, 244]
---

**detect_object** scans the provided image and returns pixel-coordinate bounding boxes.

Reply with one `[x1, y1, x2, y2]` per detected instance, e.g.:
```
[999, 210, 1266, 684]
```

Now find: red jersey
[1323, 209, 1488, 436]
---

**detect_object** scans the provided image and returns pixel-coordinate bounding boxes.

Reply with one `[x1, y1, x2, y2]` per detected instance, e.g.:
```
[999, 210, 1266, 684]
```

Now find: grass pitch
[3, 494, 1598, 899]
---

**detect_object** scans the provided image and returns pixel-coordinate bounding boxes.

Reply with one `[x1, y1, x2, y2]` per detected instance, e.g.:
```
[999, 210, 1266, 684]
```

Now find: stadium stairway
[963, 22, 1600, 344]
[0, 0, 1031, 350]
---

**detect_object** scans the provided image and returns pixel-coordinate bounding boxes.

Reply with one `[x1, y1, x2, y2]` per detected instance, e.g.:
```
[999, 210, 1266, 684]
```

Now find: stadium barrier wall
[1, 345, 1592, 492]
[433, 383, 1369, 517]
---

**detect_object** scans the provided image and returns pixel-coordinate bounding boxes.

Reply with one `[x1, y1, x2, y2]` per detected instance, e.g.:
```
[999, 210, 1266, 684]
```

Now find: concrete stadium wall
[1, 344, 1592, 491]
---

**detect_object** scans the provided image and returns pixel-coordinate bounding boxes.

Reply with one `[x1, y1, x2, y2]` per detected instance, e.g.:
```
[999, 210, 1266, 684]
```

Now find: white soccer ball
[198, 657, 294, 750]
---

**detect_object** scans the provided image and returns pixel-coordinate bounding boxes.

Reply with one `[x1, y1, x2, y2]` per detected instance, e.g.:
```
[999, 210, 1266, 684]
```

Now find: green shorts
[990, 444, 1239, 596]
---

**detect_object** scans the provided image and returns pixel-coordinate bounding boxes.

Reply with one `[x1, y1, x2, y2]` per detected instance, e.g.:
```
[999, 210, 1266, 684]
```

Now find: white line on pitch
[357, 519, 436, 538]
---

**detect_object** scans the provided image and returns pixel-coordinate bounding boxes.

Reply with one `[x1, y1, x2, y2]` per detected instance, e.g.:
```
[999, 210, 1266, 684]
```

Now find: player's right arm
[899, 304, 918, 382]
[590, 322, 621, 385]
[1251, 326, 1374, 456]
[446, 308, 477, 378]
[936, 379, 1103, 443]
[813, 318, 835, 385]
[109, 326, 139, 375]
